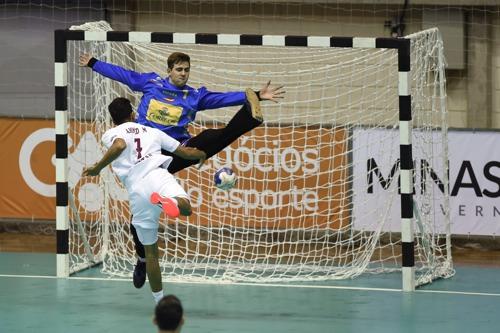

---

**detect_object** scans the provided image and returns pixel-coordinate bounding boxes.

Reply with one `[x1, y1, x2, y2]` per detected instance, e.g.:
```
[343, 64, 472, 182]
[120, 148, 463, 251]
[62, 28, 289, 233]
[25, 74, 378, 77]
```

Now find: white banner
[352, 128, 500, 236]
[447, 131, 500, 235]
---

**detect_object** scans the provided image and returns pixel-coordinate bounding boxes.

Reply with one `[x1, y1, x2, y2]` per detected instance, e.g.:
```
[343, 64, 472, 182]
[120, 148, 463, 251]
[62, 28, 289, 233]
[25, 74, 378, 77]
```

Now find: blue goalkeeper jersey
[91, 60, 246, 143]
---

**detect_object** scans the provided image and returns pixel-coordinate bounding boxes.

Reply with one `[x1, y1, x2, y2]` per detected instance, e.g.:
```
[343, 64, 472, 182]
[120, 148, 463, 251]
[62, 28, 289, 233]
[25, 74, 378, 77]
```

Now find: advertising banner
[1, 119, 349, 230]
[447, 131, 500, 235]
[0, 118, 55, 219]
[176, 126, 349, 229]
[5, 118, 498, 235]
[352, 128, 500, 236]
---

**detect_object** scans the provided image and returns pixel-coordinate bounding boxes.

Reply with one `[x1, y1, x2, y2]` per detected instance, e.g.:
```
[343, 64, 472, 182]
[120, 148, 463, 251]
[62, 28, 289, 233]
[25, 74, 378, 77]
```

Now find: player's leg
[143, 241, 163, 304]
[130, 224, 146, 258]
[130, 224, 147, 289]
[129, 173, 164, 292]
[175, 197, 192, 216]
[133, 171, 192, 271]
[198, 89, 263, 156]
[150, 193, 192, 217]
[150, 169, 192, 216]
[134, 224, 164, 304]
[167, 89, 262, 174]
[132, 195, 189, 290]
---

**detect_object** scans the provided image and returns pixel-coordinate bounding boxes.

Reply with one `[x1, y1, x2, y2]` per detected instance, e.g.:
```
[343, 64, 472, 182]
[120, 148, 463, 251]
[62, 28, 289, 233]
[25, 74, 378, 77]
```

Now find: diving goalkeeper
[79, 51, 285, 288]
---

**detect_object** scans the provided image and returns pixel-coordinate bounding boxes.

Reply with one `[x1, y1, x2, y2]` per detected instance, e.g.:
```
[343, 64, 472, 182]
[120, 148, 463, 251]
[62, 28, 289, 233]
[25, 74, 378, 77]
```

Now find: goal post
[55, 24, 453, 290]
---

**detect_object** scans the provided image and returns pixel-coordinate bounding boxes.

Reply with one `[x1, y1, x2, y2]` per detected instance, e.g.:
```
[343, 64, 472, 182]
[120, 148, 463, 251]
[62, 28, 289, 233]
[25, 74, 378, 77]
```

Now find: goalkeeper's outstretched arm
[79, 53, 153, 91]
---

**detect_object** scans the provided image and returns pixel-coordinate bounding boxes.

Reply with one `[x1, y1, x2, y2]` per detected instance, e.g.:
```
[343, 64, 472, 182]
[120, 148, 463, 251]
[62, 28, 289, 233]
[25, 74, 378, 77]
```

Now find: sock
[152, 290, 164, 304]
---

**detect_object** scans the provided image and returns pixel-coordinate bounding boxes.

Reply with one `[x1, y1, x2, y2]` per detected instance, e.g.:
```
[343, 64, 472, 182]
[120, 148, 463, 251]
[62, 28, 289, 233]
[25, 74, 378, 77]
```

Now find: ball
[214, 167, 237, 190]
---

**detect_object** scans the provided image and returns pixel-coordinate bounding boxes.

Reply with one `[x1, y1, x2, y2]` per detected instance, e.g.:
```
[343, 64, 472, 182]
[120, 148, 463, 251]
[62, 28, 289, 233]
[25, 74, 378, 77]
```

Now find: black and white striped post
[393, 38, 414, 291]
[54, 30, 414, 289]
[54, 29, 69, 277]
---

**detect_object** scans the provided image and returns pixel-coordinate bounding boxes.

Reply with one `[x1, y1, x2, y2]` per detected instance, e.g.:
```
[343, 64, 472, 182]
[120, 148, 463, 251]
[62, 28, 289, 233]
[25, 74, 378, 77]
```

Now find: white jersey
[101, 122, 180, 188]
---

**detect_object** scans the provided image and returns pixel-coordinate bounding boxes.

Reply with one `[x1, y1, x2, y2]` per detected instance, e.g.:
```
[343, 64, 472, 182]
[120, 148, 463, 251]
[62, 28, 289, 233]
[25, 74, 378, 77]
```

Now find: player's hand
[259, 80, 285, 103]
[79, 53, 92, 67]
[197, 152, 207, 169]
[82, 164, 101, 177]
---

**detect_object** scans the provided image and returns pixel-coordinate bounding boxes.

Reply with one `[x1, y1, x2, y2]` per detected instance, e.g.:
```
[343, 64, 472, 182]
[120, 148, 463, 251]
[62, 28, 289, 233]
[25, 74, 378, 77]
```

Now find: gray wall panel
[0, 5, 105, 118]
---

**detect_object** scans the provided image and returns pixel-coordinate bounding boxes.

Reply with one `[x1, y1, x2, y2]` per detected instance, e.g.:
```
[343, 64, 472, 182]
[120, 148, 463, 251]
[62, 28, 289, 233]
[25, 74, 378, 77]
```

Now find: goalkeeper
[79, 52, 284, 173]
[79, 51, 285, 288]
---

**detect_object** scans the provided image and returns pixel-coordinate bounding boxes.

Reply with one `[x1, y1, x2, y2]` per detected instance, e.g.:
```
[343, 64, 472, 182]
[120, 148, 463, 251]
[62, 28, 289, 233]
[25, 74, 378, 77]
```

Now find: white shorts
[132, 225, 159, 246]
[129, 168, 188, 244]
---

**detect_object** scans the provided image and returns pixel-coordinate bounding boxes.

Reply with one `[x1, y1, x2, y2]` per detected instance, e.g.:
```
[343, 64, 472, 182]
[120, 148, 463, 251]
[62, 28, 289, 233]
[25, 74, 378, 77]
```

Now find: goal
[55, 22, 453, 289]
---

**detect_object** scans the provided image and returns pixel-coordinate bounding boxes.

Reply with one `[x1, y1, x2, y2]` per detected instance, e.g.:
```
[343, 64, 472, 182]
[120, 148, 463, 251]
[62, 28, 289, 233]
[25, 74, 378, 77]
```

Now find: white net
[66, 21, 453, 285]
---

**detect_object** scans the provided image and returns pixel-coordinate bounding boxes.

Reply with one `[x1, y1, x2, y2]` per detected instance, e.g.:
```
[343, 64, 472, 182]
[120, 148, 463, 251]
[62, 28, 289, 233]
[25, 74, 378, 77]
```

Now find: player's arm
[197, 89, 246, 110]
[197, 81, 285, 110]
[82, 138, 127, 176]
[173, 146, 207, 169]
[158, 130, 206, 168]
[79, 53, 154, 91]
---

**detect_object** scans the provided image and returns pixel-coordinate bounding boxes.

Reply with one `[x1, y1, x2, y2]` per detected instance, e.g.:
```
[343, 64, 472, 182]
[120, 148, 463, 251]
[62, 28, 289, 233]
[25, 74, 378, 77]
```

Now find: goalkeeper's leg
[168, 90, 262, 173]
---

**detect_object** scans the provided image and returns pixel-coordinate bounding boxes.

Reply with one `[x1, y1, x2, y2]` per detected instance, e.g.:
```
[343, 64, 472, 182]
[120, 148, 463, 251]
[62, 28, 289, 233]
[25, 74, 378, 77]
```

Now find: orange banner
[175, 126, 350, 229]
[0, 118, 55, 219]
[1, 119, 349, 230]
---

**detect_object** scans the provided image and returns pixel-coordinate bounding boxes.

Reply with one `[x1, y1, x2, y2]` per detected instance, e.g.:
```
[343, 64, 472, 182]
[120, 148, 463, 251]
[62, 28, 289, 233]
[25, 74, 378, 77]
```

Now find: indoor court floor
[0, 251, 499, 333]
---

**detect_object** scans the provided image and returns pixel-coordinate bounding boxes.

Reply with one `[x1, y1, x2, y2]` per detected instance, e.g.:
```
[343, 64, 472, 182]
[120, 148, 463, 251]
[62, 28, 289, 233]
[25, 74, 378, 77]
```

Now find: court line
[1, 273, 499, 297]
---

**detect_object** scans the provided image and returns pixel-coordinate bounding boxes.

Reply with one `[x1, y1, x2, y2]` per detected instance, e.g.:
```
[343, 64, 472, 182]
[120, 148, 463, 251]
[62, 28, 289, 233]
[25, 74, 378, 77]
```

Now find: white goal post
[55, 23, 453, 290]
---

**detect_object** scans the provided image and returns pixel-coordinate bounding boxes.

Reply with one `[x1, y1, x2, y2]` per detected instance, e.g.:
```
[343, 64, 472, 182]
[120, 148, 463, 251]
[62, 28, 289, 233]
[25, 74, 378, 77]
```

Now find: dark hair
[108, 97, 133, 125]
[167, 52, 190, 69]
[155, 295, 183, 331]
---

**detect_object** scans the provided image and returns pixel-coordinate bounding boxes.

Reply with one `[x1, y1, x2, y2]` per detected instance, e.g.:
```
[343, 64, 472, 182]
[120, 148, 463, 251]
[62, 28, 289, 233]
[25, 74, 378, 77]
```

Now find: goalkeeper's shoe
[150, 192, 180, 218]
[245, 88, 263, 122]
[133, 259, 146, 289]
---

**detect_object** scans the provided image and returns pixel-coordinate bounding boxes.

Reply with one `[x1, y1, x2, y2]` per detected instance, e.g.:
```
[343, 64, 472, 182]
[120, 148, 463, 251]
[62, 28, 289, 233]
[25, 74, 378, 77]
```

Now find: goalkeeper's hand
[258, 80, 285, 103]
[79, 53, 92, 67]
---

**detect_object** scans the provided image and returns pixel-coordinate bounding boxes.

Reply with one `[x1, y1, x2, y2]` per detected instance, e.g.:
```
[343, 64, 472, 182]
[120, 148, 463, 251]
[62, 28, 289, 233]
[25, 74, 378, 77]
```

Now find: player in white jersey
[83, 97, 206, 304]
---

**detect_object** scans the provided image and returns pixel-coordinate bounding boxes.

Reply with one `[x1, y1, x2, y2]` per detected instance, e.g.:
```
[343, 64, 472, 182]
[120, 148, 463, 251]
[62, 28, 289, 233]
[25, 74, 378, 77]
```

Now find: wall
[493, 16, 500, 128]
[0, 2, 498, 129]
[0, 3, 105, 118]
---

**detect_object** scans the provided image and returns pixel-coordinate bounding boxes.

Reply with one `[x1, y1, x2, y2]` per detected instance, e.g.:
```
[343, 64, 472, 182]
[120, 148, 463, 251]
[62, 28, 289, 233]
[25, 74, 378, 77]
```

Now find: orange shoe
[150, 192, 180, 218]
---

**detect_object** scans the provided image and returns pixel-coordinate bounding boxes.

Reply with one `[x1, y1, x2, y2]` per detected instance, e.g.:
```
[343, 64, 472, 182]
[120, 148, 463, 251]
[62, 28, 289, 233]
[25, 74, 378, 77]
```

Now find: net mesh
[66, 21, 453, 284]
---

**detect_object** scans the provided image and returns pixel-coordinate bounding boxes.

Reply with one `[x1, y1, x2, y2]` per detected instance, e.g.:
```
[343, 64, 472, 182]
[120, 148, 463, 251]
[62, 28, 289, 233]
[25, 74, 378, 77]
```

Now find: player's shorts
[132, 225, 159, 246]
[129, 167, 188, 245]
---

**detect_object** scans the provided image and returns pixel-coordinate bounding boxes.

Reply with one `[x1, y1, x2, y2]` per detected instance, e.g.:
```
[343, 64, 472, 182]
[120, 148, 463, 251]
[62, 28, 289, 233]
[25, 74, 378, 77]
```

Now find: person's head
[167, 52, 190, 88]
[108, 97, 135, 125]
[153, 295, 184, 333]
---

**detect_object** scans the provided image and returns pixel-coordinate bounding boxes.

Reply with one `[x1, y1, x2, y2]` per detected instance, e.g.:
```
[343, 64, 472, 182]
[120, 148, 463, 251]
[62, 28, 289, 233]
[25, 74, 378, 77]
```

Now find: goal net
[61, 21, 453, 286]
